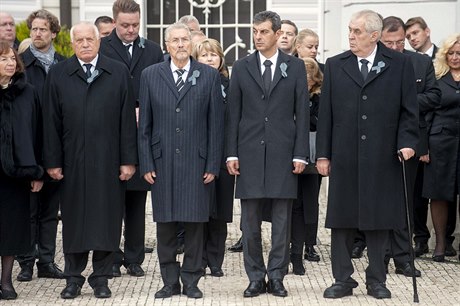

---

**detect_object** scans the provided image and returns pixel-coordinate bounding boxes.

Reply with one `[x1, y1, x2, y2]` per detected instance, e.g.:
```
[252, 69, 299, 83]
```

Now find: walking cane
[397, 150, 419, 303]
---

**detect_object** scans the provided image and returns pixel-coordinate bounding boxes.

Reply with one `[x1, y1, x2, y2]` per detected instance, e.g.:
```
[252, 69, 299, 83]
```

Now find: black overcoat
[226, 51, 309, 199]
[138, 58, 224, 222]
[423, 73, 460, 201]
[316, 43, 419, 230]
[42, 54, 138, 253]
[100, 32, 163, 191]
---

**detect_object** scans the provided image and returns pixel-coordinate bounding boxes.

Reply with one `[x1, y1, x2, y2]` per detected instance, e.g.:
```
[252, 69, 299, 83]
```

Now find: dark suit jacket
[403, 50, 441, 156]
[138, 58, 224, 222]
[226, 50, 309, 199]
[99, 30, 163, 191]
[317, 42, 419, 230]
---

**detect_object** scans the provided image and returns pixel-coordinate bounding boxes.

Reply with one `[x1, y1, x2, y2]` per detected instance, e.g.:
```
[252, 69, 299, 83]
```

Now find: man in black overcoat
[16, 9, 66, 282]
[226, 11, 309, 298]
[138, 23, 223, 299]
[99, 0, 164, 277]
[42, 22, 137, 299]
[380, 16, 441, 277]
[317, 10, 419, 299]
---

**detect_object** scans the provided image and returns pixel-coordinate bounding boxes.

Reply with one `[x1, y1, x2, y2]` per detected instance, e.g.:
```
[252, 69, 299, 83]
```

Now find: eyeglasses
[383, 40, 405, 47]
[167, 37, 191, 45]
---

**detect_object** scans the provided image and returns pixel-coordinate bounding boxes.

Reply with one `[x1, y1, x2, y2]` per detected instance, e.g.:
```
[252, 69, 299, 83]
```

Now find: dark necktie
[360, 59, 369, 81]
[262, 59, 272, 94]
[175, 69, 185, 91]
[83, 63, 92, 79]
[126, 44, 132, 62]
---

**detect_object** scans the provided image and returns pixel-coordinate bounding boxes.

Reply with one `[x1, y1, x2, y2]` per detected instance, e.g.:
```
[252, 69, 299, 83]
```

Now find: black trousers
[241, 198, 292, 281]
[331, 228, 389, 285]
[17, 183, 60, 266]
[64, 251, 113, 288]
[157, 222, 204, 287]
[114, 190, 147, 266]
[202, 217, 227, 269]
[291, 174, 321, 254]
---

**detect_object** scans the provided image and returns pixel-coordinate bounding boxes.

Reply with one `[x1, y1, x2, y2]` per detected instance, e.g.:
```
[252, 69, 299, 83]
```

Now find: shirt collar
[424, 44, 434, 57]
[259, 50, 279, 68]
[77, 54, 99, 68]
[357, 44, 377, 66]
[170, 58, 191, 74]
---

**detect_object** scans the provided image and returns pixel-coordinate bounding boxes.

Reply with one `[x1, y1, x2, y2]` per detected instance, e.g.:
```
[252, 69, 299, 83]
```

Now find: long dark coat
[100, 31, 163, 191]
[403, 50, 441, 156]
[42, 55, 138, 253]
[423, 73, 460, 201]
[316, 43, 419, 230]
[226, 51, 309, 199]
[138, 58, 223, 223]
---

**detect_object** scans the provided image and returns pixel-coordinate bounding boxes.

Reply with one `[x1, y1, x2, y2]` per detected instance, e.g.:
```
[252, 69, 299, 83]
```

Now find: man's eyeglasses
[383, 40, 405, 47]
[167, 37, 191, 45]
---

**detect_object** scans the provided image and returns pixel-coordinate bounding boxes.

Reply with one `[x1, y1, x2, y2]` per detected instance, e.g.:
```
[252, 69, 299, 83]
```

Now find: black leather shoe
[304, 245, 320, 262]
[267, 279, 287, 297]
[37, 262, 64, 279]
[60, 283, 81, 299]
[351, 245, 365, 259]
[0, 287, 17, 300]
[209, 266, 224, 277]
[228, 236, 243, 252]
[17, 264, 33, 282]
[182, 285, 203, 298]
[112, 264, 121, 277]
[414, 242, 429, 257]
[93, 285, 112, 298]
[395, 262, 421, 277]
[366, 283, 391, 299]
[323, 283, 354, 299]
[445, 244, 457, 257]
[155, 284, 181, 298]
[432, 253, 445, 262]
[144, 246, 154, 253]
[290, 253, 305, 275]
[243, 280, 266, 297]
[126, 264, 145, 277]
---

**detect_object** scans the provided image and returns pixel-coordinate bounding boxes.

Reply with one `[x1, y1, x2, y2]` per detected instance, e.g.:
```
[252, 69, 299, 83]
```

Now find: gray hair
[351, 10, 383, 36]
[70, 21, 100, 42]
[178, 15, 200, 29]
[164, 22, 191, 42]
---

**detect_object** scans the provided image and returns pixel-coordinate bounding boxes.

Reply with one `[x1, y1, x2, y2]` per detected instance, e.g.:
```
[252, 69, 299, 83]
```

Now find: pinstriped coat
[138, 58, 224, 222]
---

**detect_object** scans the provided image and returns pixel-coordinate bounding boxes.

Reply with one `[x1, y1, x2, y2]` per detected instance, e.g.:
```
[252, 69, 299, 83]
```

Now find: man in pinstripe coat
[138, 23, 224, 299]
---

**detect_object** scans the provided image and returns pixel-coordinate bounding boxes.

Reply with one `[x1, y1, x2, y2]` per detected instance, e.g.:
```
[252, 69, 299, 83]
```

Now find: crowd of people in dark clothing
[0, 0, 459, 301]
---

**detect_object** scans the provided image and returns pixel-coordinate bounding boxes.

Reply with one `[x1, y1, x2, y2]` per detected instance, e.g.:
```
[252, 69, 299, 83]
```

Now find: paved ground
[5, 179, 460, 305]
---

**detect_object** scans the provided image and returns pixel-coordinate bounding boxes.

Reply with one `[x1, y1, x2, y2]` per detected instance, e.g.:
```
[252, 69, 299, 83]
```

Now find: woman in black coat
[192, 38, 234, 277]
[423, 33, 460, 262]
[290, 57, 323, 275]
[0, 42, 43, 300]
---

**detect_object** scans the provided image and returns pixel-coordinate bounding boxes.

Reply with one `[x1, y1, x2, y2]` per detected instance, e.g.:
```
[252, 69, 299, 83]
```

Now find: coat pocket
[198, 147, 207, 159]
[151, 134, 161, 159]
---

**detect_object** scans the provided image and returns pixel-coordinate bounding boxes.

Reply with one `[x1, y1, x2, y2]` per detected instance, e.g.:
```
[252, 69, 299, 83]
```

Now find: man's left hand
[203, 172, 215, 184]
[398, 148, 415, 161]
[292, 161, 306, 174]
[119, 165, 136, 181]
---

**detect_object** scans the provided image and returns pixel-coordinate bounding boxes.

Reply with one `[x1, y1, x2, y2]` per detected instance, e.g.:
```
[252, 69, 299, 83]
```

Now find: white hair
[70, 21, 100, 42]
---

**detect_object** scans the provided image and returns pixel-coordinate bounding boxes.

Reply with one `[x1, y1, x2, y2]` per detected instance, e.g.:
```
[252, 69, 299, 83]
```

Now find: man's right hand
[47, 168, 63, 180]
[316, 159, 330, 177]
[227, 160, 240, 176]
[143, 171, 156, 184]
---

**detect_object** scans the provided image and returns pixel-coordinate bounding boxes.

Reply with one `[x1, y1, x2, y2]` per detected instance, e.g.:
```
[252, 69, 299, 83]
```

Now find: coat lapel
[341, 51, 364, 87]
[441, 72, 460, 89]
[364, 43, 390, 86]
[130, 37, 142, 72]
[159, 61, 179, 99]
[65, 56, 89, 83]
[108, 31, 131, 67]
[245, 52, 265, 94]
[269, 51, 289, 96]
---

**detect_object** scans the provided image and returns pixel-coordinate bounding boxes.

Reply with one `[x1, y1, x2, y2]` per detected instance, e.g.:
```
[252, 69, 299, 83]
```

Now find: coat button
[456, 90, 460, 93]
[361, 135, 366, 140]
[176, 128, 180, 133]
[261, 95, 265, 99]
[362, 95, 368, 100]
[130, 75, 134, 79]
[260, 140, 265, 145]
[175, 149, 180, 154]
[264, 117, 269, 122]
[176, 108, 180, 113]
[362, 115, 367, 120]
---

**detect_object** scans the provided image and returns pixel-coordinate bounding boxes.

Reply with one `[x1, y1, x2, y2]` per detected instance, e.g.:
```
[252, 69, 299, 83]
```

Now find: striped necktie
[175, 69, 185, 91]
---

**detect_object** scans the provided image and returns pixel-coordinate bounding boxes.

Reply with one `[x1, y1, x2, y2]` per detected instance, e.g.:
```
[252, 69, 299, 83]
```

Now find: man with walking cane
[317, 10, 419, 299]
